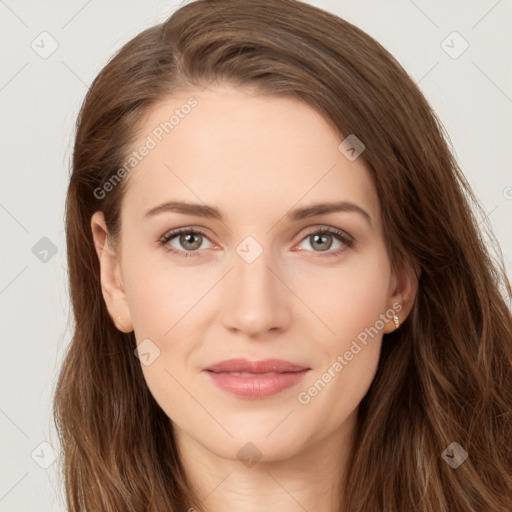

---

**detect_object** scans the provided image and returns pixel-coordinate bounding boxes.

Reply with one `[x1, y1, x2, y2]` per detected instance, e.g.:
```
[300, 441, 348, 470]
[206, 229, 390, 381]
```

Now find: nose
[219, 243, 292, 338]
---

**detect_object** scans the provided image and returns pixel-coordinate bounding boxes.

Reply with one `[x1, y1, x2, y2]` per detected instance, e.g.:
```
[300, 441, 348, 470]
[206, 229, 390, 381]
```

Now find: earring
[393, 314, 400, 329]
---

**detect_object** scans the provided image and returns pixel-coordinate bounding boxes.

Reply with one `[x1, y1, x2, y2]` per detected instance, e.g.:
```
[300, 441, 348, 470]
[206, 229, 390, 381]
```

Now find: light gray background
[1, 0, 511, 509]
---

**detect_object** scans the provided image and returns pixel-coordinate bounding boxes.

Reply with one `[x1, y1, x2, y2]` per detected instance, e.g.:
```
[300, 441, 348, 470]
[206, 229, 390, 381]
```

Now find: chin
[199, 421, 312, 463]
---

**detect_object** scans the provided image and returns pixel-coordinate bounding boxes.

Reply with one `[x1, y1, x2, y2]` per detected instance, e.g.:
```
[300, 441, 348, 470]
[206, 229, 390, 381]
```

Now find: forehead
[121, 84, 379, 226]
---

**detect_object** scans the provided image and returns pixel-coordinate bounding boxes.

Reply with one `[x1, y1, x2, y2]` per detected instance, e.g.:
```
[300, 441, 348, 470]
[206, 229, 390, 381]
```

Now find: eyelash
[158, 226, 354, 259]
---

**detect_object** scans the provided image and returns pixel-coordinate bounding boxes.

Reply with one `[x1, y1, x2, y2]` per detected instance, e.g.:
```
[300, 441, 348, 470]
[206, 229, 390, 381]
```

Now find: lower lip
[204, 370, 309, 399]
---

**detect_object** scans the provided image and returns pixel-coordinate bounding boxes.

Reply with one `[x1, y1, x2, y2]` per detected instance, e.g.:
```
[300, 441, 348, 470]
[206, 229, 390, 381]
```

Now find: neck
[175, 411, 356, 512]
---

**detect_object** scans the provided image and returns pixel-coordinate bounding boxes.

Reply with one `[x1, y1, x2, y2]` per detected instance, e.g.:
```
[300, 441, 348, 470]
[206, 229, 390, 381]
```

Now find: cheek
[294, 248, 390, 413]
[296, 303, 385, 433]
[289, 244, 392, 343]
[122, 254, 205, 339]
[337, 265, 390, 342]
[123, 259, 202, 423]
[122, 256, 209, 396]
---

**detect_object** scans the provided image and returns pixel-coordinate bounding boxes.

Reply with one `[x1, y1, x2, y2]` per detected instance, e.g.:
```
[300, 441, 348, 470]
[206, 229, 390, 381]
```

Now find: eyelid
[295, 225, 354, 245]
[158, 226, 216, 256]
[158, 224, 354, 257]
[160, 225, 214, 243]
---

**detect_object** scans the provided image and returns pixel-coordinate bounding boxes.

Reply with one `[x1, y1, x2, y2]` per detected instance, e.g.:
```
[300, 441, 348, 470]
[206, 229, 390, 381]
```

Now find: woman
[53, 0, 512, 510]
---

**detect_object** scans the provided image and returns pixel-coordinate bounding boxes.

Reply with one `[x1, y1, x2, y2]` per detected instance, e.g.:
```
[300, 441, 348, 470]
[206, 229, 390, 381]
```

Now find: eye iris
[311, 233, 332, 251]
[170, 230, 341, 253]
[180, 232, 202, 250]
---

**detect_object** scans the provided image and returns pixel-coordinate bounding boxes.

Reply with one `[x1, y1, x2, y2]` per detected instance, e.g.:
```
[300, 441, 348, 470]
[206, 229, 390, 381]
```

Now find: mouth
[202, 358, 311, 399]
[204, 358, 309, 374]
[212, 371, 292, 376]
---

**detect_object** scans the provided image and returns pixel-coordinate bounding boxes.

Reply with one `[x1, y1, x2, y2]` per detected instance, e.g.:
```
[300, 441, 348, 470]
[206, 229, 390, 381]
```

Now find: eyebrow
[143, 200, 372, 227]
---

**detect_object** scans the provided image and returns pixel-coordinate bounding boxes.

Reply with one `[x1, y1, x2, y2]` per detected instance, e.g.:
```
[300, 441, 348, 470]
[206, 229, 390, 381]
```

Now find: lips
[205, 358, 309, 374]
[203, 358, 310, 399]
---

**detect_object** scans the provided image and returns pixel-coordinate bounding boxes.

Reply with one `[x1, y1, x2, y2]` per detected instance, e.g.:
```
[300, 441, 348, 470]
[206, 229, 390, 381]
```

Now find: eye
[158, 228, 213, 257]
[294, 226, 354, 257]
[158, 225, 354, 258]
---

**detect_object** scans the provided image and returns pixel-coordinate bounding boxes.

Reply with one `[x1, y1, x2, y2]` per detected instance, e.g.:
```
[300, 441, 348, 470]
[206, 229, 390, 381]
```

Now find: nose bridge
[220, 234, 291, 335]
[234, 237, 274, 294]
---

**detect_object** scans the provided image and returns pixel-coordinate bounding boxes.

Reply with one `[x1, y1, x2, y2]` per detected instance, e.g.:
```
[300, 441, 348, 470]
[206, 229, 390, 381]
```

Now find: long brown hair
[54, 0, 512, 510]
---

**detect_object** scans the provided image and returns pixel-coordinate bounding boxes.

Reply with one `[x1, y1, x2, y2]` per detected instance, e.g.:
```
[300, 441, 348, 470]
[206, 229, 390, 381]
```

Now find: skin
[91, 83, 418, 511]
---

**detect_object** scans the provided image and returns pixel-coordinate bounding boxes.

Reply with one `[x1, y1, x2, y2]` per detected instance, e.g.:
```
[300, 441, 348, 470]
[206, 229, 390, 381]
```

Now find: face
[92, 83, 415, 463]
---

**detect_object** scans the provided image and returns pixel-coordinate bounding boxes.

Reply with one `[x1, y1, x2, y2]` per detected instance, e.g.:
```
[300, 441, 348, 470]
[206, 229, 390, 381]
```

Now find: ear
[90, 211, 133, 333]
[383, 260, 421, 333]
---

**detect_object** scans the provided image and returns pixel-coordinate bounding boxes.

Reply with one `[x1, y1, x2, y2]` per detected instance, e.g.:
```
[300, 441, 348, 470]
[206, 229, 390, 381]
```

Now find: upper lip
[204, 358, 310, 374]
